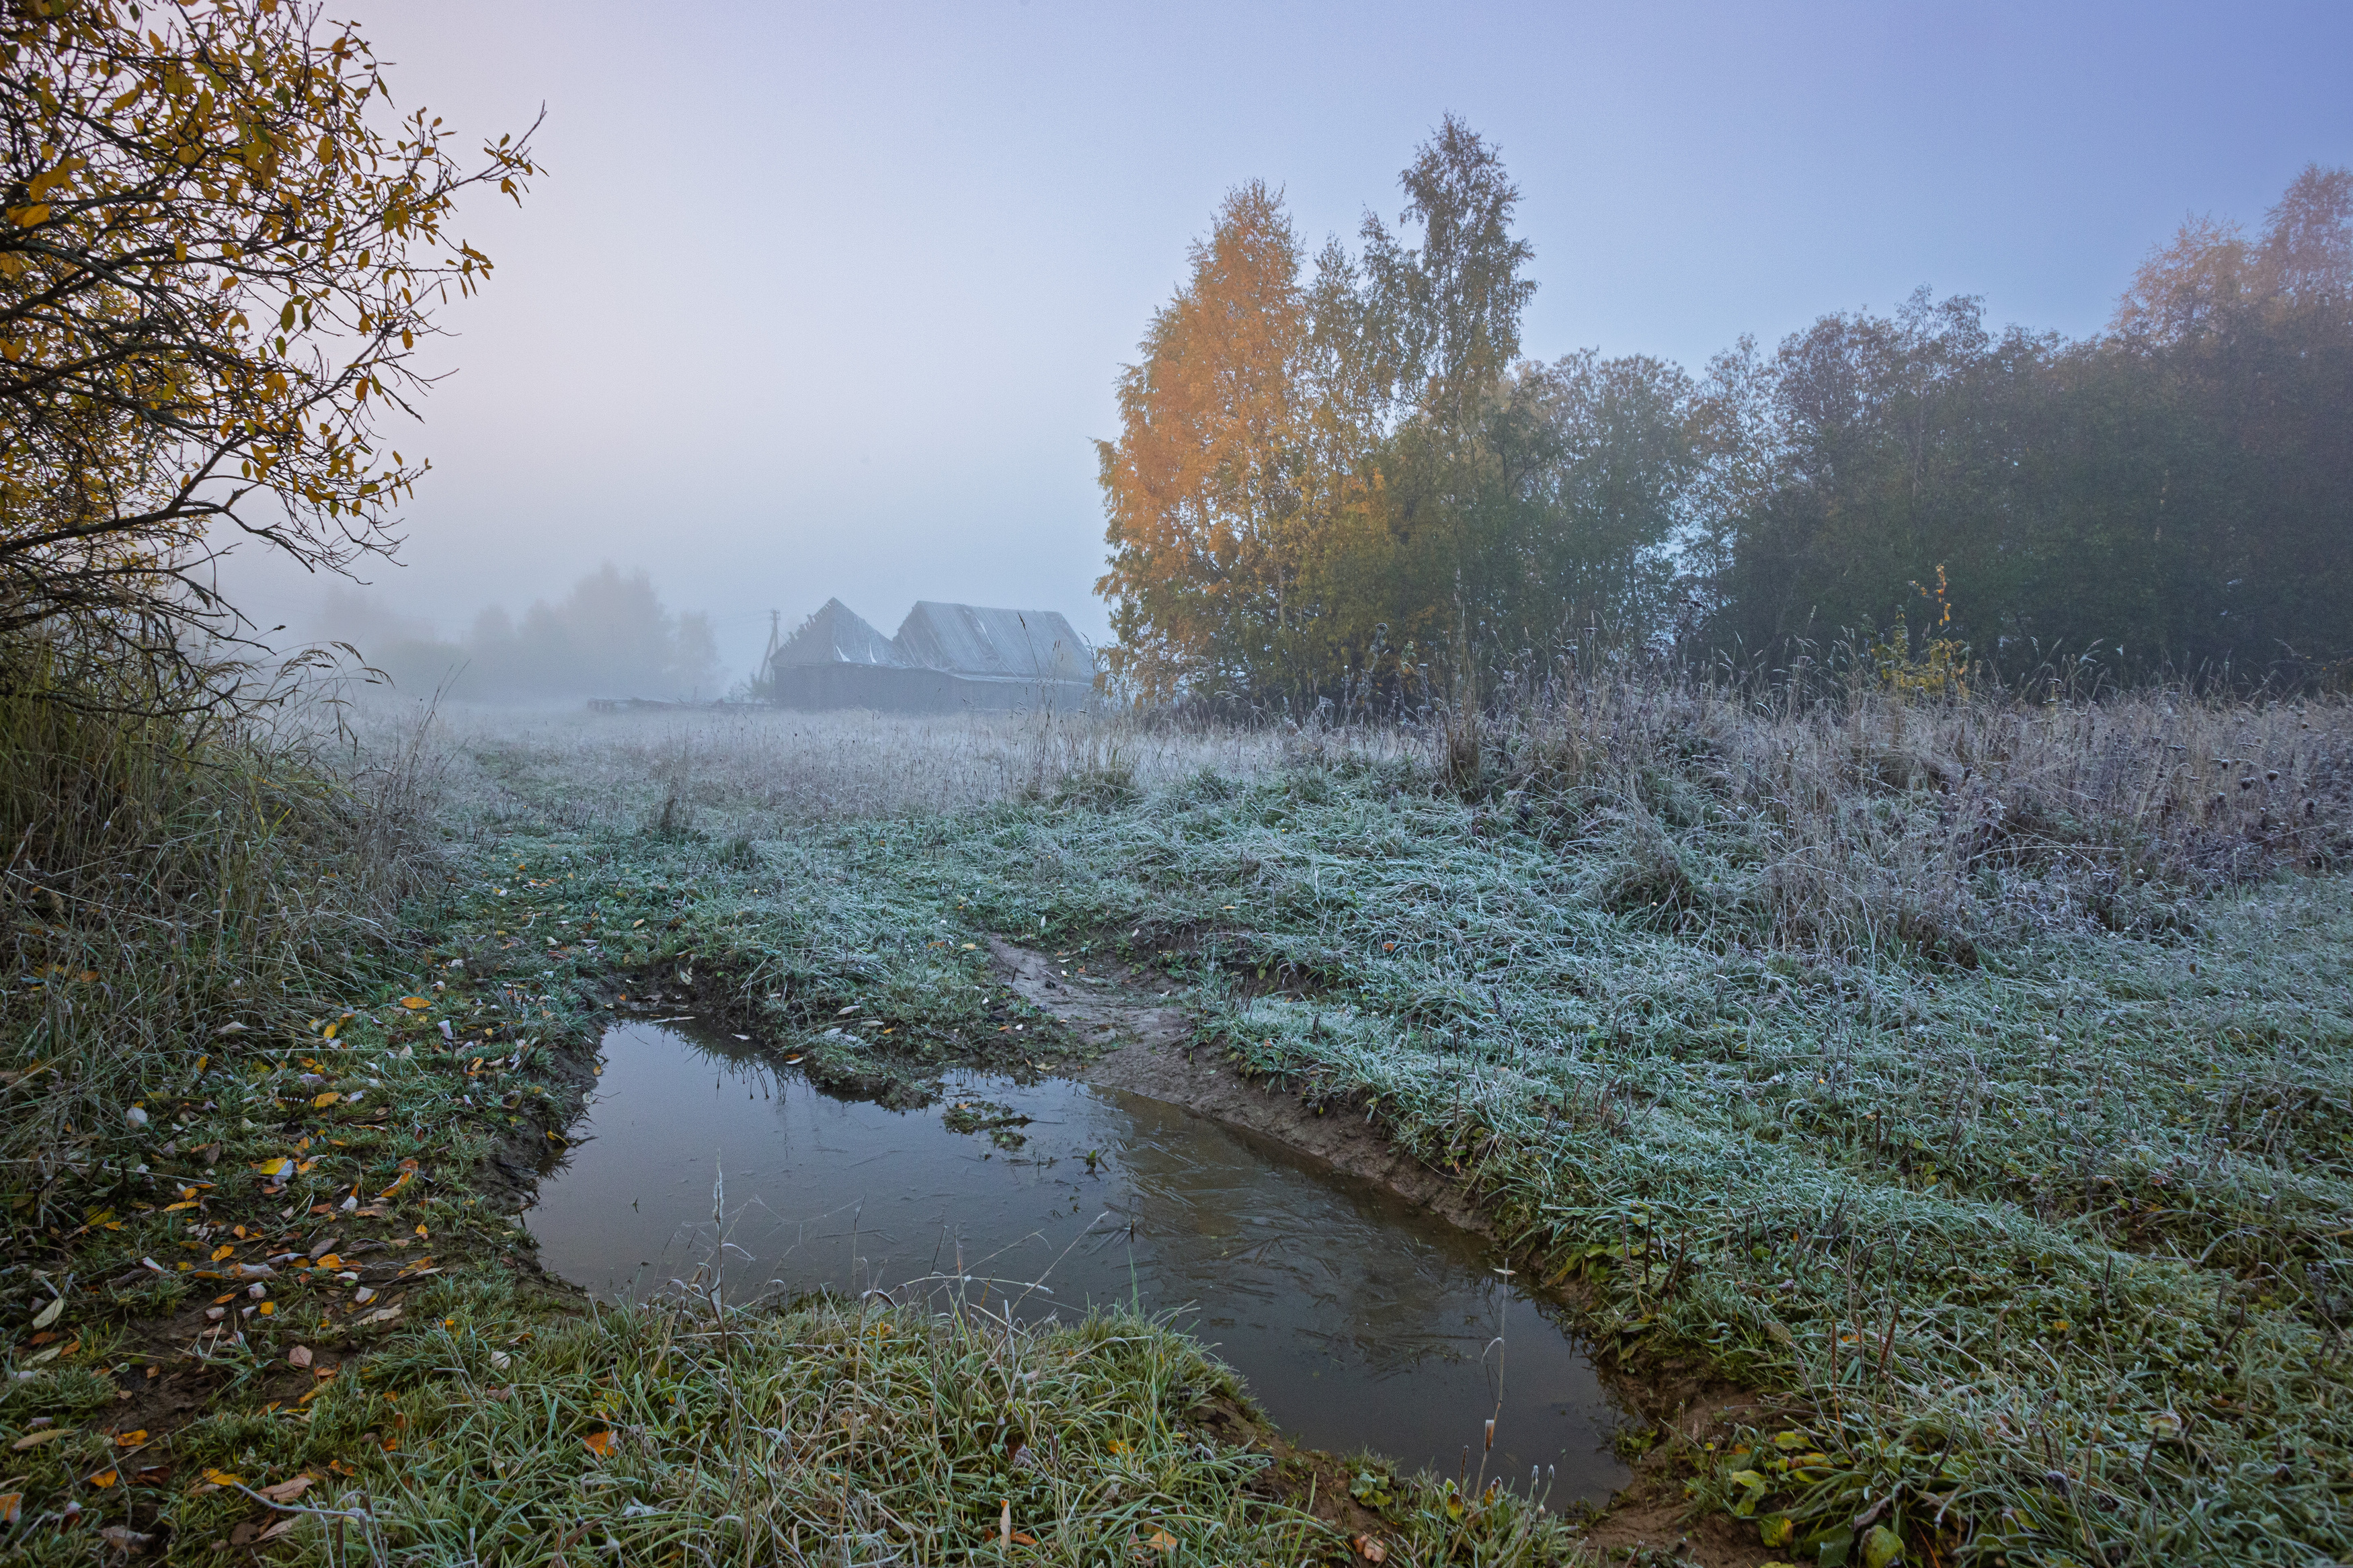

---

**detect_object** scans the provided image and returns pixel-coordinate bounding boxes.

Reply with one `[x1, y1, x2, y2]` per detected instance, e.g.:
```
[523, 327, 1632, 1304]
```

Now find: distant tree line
[1096, 120, 2352, 704]
[337, 563, 719, 702]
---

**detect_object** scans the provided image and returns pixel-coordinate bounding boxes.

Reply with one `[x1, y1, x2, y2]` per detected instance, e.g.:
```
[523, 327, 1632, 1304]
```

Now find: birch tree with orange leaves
[1094, 181, 1333, 703]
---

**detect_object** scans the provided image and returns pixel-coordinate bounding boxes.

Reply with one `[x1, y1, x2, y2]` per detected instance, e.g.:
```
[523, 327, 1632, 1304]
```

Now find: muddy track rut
[988, 936, 1491, 1233]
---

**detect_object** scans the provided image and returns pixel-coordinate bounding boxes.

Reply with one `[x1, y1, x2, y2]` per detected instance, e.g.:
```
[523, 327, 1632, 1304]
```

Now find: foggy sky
[232, 0, 2352, 684]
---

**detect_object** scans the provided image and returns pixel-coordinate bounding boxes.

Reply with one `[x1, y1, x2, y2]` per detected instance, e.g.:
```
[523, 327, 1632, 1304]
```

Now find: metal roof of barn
[892, 602, 1094, 681]
[771, 598, 907, 667]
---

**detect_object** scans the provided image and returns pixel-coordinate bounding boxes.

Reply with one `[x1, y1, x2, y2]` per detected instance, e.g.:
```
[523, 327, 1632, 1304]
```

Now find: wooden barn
[759, 599, 1097, 712]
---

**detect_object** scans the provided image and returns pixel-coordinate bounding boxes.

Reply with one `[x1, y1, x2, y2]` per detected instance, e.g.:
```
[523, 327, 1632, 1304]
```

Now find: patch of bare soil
[988, 938, 1492, 1232]
[989, 936, 1777, 1568]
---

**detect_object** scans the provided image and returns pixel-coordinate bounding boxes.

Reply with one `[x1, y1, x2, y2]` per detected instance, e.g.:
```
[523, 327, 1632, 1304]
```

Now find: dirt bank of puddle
[983, 937, 1773, 1566]
[989, 938, 1495, 1236]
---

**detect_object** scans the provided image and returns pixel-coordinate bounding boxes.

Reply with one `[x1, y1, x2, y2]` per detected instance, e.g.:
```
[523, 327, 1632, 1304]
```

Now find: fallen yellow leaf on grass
[250, 1157, 293, 1179]
[202, 1468, 244, 1488]
[583, 1430, 615, 1457]
[87, 1468, 118, 1488]
[399, 997, 430, 1010]
[312, 1092, 340, 1109]
[114, 1430, 147, 1447]
[1142, 1528, 1178, 1553]
[0, 1493, 18, 1526]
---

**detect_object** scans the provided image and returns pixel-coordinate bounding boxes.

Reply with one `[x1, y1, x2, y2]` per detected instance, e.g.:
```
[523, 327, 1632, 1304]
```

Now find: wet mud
[990, 936, 1491, 1232]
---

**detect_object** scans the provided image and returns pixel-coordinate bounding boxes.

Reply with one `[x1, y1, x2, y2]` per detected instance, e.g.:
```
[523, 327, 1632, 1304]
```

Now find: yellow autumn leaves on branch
[0, 0, 537, 702]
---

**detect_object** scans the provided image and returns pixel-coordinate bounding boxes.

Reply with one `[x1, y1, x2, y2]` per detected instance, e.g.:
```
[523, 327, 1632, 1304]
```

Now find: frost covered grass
[415, 676, 2352, 964]
[418, 677, 2353, 1566]
[10, 675, 2349, 1564]
[254, 1275, 1589, 1566]
[382, 699, 1332, 832]
[861, 747, 2353, 1566]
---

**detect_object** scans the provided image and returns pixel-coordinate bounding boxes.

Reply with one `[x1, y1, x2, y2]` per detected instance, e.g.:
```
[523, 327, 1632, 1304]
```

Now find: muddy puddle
[525, 1019, 1632, 1499]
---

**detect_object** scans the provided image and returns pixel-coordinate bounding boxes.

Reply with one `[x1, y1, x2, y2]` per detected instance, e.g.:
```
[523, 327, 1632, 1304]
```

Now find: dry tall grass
[385, 677, 2351, 968]
[0, 673, 442, 1214]
[382, 700, 1350, 835]
[1471, 674, 2353, 962]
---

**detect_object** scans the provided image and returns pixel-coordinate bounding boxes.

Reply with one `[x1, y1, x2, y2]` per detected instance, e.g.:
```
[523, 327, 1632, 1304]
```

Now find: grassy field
[5, 682, 2350, 1565]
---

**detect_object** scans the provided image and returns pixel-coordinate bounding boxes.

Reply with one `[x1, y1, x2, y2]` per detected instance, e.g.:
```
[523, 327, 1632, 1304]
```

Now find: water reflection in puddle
[526, 1021, 1630, 1498]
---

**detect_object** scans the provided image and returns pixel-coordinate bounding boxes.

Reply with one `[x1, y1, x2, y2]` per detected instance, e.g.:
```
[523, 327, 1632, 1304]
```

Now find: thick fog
[227, 0, 2351, 694]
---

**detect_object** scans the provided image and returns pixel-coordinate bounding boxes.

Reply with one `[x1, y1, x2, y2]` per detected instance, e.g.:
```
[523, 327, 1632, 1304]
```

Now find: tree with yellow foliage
[0, 0, 536, 702]
[1099, 121, 1698, 710]
[1096, 181, 1326, 704]
[2112, 164, 2351, 344]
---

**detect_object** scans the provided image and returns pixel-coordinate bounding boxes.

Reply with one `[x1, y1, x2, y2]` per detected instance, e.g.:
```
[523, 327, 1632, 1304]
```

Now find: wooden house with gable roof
[758, 598, 1096, 711]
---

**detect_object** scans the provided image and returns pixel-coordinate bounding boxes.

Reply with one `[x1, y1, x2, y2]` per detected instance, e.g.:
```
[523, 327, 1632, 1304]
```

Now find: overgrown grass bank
[318, 1275, 1578, 1565]
[0, 679, 438, 1186]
